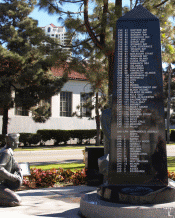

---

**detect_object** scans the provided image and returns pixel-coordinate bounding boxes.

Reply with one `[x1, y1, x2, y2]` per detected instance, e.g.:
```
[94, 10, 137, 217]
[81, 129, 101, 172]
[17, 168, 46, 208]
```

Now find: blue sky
[29, 1, 173, 69]
[30, 0, 131, 27]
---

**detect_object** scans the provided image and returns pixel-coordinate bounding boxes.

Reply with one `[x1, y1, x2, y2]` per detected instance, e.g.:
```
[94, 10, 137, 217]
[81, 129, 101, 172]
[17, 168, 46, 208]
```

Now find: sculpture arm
[0, 152, 10, 168]
[11, 159, 23, 179]
[0, 152, 22, 184]
[0, 166, 22, 182]
[11, 156, 21, 173]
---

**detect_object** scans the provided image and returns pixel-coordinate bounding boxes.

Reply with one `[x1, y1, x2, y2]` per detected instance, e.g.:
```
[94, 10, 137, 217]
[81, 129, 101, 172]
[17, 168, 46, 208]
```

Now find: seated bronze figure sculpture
[0, 133, 23, 206]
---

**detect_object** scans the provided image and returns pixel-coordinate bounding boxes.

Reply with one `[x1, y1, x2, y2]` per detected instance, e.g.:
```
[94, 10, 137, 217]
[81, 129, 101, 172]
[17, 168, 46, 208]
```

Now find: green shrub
[57, 168, 74, 183]
[37, 130, 71, 145]
[37, 130, 54, 142]
[19, 133, 41, 146]
[28, 134, 41, 145]
[70, 168, 87, 186]
[0, 129, 102, 147]
[52, 130, 71, 145]
[19, 133, 33, 146]
[70, 130, 97, 144]
[37, 129, 103, 145]
[23, 168, 58, 188]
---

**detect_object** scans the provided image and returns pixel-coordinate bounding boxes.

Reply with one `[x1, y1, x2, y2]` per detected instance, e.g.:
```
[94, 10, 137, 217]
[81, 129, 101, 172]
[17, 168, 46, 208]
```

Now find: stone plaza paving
[0, 185, 96, 218]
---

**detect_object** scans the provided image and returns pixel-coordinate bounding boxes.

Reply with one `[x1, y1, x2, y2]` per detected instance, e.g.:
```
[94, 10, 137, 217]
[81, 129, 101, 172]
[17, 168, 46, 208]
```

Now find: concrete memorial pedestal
[80, 180, 175, 218]
[80, 5, 175, 217]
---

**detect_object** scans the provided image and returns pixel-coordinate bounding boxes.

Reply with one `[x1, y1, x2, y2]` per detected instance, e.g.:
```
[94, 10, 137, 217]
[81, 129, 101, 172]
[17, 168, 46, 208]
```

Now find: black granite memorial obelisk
[109, 5, 168, 187]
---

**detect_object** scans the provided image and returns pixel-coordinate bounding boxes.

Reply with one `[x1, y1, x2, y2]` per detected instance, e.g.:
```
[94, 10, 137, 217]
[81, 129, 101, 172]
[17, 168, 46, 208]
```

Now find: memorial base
[80, 179, 175, 218]
[96, 184, 171, 205]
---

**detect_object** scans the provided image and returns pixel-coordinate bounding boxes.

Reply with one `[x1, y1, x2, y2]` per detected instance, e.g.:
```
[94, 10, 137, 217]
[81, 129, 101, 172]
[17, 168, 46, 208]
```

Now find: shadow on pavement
[36, 208, 81, 217]
[18, 185, 97, 197]
[0, 186, 96, 217]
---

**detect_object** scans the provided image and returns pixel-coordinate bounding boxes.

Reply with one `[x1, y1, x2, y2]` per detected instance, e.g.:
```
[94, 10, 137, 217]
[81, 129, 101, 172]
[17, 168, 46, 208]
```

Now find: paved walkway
[0, 185, 97, 218]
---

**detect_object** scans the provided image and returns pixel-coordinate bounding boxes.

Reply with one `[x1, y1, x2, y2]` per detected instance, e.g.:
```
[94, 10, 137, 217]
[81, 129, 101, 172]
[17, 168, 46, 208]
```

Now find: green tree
[73, 57, 108, 146]
[161, 8, 175, 143]
[38, 0, 174, 146]
[163, 65, 175, 143]
[38, 0, 175, 95]
[0, 0, 69, 135]
[84, 58, 108, 146]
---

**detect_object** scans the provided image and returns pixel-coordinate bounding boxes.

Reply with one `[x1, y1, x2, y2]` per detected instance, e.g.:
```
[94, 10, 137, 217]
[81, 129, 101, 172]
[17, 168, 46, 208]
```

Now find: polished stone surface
[109, 4, 167, 187]
[80, 180, 175, 218]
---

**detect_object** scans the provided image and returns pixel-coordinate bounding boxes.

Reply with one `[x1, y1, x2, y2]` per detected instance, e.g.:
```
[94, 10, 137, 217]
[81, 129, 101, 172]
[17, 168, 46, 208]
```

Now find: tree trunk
[95, 92, 101, 146]
[2, 105, 8, 136]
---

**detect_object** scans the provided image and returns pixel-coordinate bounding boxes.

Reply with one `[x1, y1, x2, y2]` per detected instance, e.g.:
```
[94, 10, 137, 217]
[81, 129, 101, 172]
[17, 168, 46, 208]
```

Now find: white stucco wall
[0, 79, 98, 134]
[3, 116, 96, 134]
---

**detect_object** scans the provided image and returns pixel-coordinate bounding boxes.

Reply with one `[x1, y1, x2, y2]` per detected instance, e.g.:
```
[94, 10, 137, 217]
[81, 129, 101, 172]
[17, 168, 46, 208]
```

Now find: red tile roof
[51, 67, 87, 80]
[41, 23, 64, 28]
[50, 23, 64, 28]
[50, 23, 57, 28]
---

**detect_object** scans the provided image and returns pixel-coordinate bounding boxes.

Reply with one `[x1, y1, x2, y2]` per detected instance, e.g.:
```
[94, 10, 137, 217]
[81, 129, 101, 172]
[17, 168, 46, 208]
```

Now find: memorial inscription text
[116, 28, 157, 173]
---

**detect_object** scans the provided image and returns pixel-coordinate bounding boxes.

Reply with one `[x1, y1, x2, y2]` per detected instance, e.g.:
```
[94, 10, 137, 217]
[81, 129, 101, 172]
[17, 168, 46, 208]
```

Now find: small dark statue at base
[0, 133, 23, 207]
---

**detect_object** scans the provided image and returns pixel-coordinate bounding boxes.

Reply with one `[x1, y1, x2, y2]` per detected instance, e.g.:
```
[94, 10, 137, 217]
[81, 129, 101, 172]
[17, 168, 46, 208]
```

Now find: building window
[15, 107, 29, 116]
[48, 27, 51, 32]
[60, 92, 72, 117]
[80, 93, 91, 117]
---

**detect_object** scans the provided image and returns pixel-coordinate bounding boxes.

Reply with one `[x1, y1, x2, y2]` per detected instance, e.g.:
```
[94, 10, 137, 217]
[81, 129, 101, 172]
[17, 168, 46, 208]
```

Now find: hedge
[37, 129, 99, 145]
[0, 129, 102, 147]
[0, 133, 42, 147]
[0, 129, 174, 147]
[69, 130, 97, 144]
[37, 130, 71, 145]
[19, 133, 41, 146]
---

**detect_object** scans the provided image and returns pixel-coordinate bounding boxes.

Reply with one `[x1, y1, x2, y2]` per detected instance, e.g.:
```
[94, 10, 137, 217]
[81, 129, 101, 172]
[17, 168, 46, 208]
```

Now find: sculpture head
[5, 133, 20, 150]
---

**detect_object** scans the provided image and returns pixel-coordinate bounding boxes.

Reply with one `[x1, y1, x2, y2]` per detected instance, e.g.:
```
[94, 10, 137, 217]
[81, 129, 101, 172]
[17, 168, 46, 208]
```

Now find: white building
[0, 24, 97, 134]
[41, 23, 71, 54]
[0, 69, 97, 134]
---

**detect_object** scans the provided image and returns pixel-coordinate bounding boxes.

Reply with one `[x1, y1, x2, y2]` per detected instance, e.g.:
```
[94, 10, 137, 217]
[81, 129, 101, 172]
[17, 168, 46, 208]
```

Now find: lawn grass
[15, 145, 175, 172]
[30, 157, 174, 172]
[167, 157, 175, 172]
[30, 162, 85, 172]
